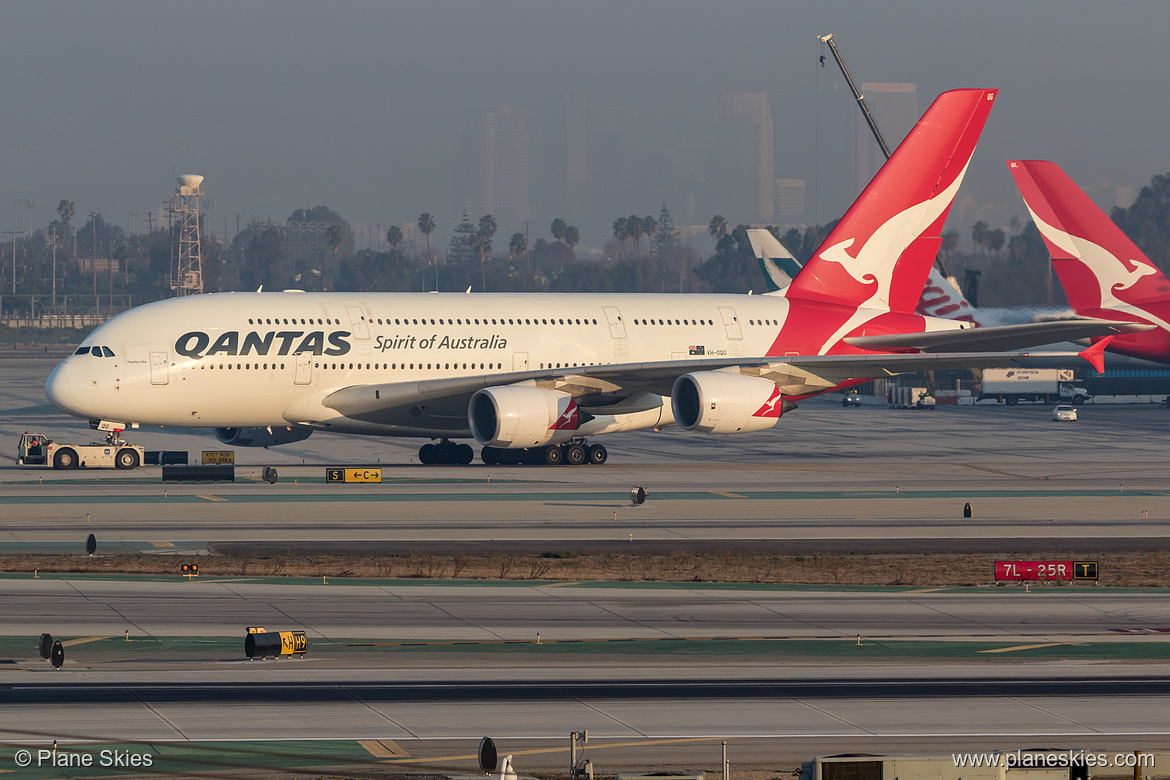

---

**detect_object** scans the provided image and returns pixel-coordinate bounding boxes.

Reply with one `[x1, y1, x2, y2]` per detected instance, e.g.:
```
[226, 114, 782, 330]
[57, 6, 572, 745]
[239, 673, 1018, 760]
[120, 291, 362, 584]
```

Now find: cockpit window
[90, 346, 103, 357]
[74, 346, 89, 355]
[101, 346, 114, 357]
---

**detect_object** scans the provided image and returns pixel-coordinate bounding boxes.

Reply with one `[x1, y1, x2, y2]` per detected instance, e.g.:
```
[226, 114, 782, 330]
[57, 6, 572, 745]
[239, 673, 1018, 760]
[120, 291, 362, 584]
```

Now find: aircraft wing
[843, 318, 1152, 353]
[319, 349, 1075, 427]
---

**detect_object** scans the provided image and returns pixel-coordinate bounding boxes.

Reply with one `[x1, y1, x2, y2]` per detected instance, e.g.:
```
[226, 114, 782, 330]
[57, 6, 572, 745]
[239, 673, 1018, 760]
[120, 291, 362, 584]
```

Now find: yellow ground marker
[60, 636, 112, 648]
[150, 542, 175, 548]
[903, 587, 947, 594]
[359, 739, 410, 758]
[979, 642, 1078, 654]
[712, 491, 747, 499]
[197, 495, 229, 502]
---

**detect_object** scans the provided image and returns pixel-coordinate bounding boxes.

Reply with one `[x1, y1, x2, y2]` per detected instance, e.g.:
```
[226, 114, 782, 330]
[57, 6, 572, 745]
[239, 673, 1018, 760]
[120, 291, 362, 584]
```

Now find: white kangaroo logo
[1026, 207, 1157, 309]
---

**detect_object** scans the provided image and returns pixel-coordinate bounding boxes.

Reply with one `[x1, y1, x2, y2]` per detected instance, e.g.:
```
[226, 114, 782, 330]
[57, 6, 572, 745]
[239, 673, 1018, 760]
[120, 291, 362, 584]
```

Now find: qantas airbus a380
[43, 90, 1142, 467]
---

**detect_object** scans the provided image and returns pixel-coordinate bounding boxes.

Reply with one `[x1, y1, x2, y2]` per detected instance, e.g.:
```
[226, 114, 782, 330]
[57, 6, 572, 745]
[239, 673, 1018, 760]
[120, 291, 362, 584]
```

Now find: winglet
[1079, 335, 1115, 373]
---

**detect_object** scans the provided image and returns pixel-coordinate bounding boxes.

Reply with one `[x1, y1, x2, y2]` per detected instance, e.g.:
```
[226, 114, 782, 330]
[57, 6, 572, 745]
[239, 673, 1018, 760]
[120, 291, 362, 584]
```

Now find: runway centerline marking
[60, 636, 112, 648]
[359, 739, 410, 758]
[978, 642, 1079, 654]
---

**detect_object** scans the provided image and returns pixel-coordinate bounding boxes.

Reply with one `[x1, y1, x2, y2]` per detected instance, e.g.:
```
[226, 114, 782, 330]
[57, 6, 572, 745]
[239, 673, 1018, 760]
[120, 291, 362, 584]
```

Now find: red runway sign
[996, 561, 1098, 581]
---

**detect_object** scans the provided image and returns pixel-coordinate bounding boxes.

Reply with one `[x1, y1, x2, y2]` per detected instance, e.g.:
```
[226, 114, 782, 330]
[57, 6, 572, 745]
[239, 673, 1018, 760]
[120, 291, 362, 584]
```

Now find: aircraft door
[149, 352, 169, 385]
[512, 352, 529, 372]
[718, 306, 743, 340]
[345, 305, 370, 340]
[294, 353, 313, 385]
[602, 307, 627, 339]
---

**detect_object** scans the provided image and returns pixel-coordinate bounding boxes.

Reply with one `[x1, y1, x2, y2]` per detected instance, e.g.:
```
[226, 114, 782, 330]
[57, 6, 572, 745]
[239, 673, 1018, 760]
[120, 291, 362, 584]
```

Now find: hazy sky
[2, 0, 1168, 253]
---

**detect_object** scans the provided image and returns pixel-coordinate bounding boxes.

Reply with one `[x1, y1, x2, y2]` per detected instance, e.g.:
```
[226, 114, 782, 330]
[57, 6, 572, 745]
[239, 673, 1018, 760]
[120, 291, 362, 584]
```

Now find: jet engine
[213, 426, 313, 447]
[671, 371, 790, 434]
[469, 386, 577, 448]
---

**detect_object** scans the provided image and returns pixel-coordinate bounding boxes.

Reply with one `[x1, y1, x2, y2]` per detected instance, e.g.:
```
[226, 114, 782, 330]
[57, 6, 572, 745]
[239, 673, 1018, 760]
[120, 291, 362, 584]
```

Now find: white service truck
[979, 368, 1091, 405]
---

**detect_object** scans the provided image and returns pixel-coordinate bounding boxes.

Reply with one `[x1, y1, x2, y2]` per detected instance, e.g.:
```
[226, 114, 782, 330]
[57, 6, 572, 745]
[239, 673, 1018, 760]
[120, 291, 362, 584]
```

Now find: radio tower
[171, 174, 204, 296]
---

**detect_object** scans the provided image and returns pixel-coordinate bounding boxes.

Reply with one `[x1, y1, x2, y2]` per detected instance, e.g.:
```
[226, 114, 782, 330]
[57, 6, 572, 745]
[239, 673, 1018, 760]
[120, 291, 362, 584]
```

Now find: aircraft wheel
[542, 445, 563, 466]
[53, 448, 78, 470]
[481, 446, 499, 465]
[433, 443, 452, 465]
[456, 443, 474, 465]
[1006, 396, 1018, 406]
[587, 443, 608, 465]
[115, 448, 140, 470]
[499, 449, 522, 466]
[564, 443, 587, 466]
[419, 443, 437, 464]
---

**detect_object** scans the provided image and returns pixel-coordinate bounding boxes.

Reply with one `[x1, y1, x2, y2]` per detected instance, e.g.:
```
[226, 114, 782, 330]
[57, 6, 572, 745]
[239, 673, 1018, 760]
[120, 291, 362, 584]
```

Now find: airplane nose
[45, 360, 73, 411]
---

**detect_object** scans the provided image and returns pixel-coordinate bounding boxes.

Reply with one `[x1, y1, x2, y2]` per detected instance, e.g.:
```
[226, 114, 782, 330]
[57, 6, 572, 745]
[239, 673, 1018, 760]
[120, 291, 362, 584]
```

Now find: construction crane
[817, 34, 892, 160]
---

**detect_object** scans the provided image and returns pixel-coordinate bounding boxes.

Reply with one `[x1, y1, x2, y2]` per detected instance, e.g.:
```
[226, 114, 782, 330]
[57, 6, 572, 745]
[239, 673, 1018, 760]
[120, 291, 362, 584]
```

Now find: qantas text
[175, 330, 352, 359]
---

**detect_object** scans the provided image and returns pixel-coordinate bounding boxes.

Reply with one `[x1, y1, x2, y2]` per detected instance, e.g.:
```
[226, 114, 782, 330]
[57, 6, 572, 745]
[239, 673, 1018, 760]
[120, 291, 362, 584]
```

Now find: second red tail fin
[1007, 159, 1170, 311]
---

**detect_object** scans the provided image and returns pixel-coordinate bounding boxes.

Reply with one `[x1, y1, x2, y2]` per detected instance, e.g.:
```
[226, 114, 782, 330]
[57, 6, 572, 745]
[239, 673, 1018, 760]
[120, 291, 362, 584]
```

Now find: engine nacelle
[213, 426, 313, 447]
[469, 386, 577, 448]
[671, 371, 789, 434]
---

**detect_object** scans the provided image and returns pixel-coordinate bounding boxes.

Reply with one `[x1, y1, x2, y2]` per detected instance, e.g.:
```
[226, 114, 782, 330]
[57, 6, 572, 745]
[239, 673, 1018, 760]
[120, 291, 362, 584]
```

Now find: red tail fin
[785, 88, 997, 313]
[1007, 160, 1170, 311]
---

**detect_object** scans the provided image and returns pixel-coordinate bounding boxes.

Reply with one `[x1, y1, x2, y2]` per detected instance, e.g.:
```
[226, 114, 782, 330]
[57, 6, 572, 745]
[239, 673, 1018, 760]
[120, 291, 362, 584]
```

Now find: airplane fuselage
[46, 290, 953, 439]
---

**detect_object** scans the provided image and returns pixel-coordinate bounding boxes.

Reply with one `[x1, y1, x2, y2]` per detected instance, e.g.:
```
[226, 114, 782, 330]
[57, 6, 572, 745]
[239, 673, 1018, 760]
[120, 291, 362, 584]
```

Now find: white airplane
[44, 89, 1143, 467]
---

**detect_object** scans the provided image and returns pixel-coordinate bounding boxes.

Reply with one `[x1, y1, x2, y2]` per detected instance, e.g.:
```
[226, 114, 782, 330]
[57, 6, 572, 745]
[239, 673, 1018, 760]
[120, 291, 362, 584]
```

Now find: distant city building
[565, 91, 588, 224]
[1115, 185, 1135, 210]
[482, 104, 531, 229]
[717, 93, 775, 223]
[776, 178, 806, 224]
[856, 83, 917, 193]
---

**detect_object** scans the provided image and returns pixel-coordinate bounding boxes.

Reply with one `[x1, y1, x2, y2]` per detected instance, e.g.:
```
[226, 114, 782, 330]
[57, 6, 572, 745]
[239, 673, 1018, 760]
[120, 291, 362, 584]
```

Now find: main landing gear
[418, 439, 475, 465]
[481, 438, 607, 466]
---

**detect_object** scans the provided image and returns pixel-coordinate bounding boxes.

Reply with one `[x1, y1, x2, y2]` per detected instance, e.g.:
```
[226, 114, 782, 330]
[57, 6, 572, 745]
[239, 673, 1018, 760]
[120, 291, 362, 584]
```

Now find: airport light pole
[3, 230, 25, 296]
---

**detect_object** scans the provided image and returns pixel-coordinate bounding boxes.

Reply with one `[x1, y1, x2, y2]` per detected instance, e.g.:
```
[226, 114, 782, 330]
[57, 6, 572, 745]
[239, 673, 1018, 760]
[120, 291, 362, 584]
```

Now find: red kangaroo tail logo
[1007, 159, 1170, 311]
[784, 89, 996, 315]
[752, 386, 785, 418]
[550, 398, 579, 430]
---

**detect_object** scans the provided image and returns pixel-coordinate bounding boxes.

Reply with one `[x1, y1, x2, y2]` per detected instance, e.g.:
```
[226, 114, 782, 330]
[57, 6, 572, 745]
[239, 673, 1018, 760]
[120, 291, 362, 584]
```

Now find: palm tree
[612, 216, 629, 260]
[627, 214, 644, 257]
[324, 223, 347, 289]
[475, 214, 497, 292]
[971, 220, 990, 254]
[642, 216, 658, 257]
[509, 231, 529, 289]
[709, 215, 728, 245]
[417, 212, 436, 287]
[385, 224, 404, 254]
[563, 225, 580, 260]
[550, 218, 567, 242]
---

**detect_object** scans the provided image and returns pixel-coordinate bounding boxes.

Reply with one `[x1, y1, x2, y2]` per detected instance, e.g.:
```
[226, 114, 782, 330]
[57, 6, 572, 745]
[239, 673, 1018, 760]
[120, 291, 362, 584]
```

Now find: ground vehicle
[1052, 405, 1078, 422]
[979, 368, 1090, 405]
[888, 386, 935, 409]
[842, 392, 862, 407]
[17, 430, 145, 470]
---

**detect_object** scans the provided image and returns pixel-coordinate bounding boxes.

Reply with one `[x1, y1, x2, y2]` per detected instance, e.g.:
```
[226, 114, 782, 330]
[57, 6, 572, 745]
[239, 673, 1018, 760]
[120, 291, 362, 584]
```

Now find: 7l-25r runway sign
[996, 561, 1098, 581]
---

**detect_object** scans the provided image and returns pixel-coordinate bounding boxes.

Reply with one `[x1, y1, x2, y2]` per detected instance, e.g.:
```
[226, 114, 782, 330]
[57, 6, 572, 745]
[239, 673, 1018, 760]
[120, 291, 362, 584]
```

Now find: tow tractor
[18, 420, 145, 470]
